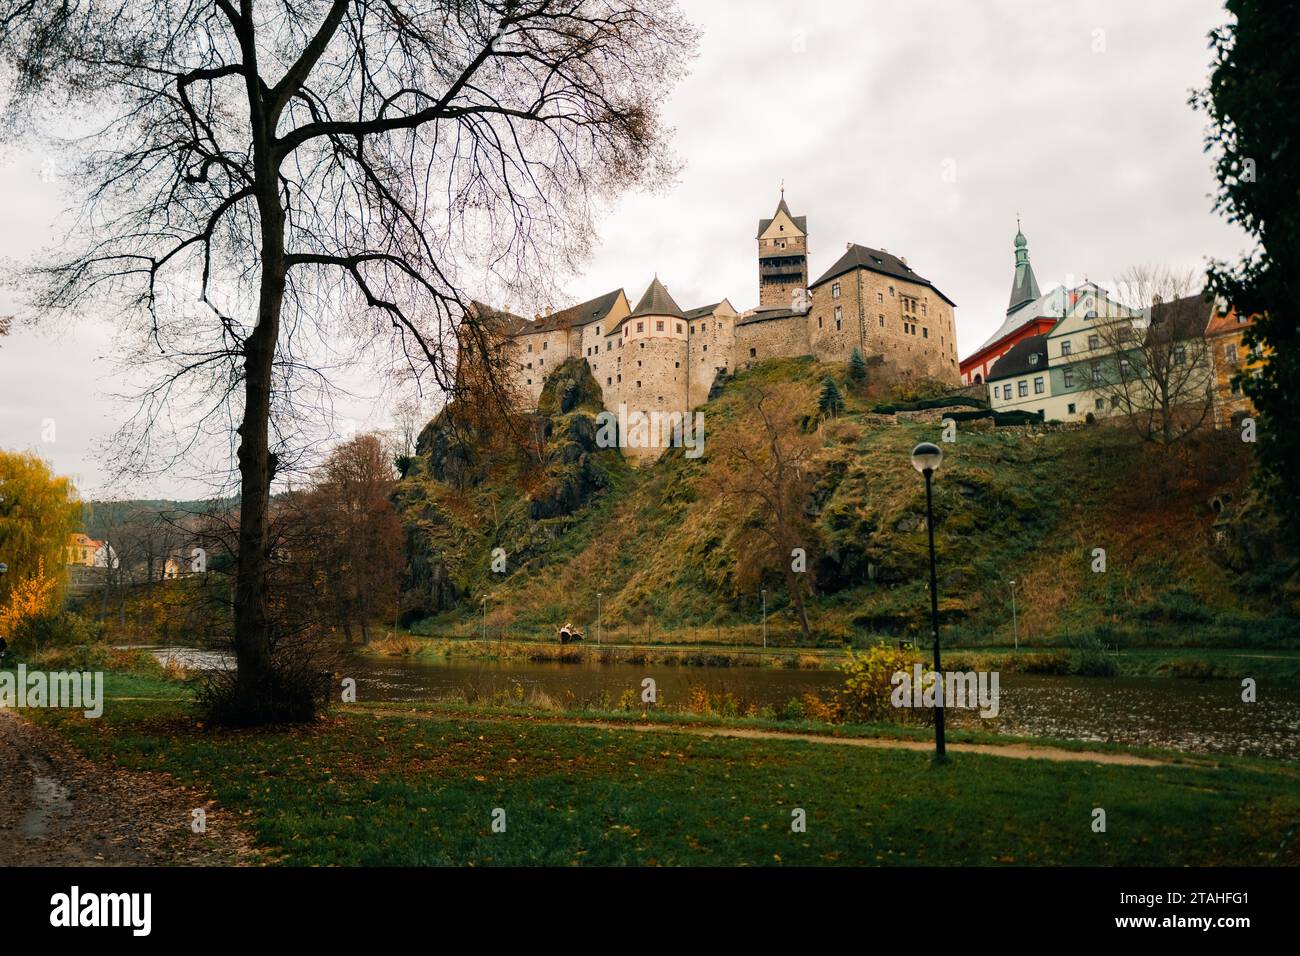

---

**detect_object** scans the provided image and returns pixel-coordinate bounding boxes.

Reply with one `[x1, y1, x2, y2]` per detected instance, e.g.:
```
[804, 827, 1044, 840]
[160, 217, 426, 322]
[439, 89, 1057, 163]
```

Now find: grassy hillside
[395, 357, 1298, 651]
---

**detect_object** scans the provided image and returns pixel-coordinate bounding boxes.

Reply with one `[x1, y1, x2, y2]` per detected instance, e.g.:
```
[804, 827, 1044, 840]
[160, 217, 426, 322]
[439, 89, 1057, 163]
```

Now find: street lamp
[1009, 579, 1019, 651]
[761, 587, 767, 649]
[911, 441, 946, 761]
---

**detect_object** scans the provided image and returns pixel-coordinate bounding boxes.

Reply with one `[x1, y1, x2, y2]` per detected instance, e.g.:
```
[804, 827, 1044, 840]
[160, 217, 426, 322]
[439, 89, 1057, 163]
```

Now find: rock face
[396, 357, 619, 623]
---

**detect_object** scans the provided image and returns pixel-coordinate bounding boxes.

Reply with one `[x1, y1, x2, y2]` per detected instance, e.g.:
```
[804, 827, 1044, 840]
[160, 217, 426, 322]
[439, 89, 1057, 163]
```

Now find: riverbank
[365, 633, 1300, 680]
[21, 678, 1300, 866]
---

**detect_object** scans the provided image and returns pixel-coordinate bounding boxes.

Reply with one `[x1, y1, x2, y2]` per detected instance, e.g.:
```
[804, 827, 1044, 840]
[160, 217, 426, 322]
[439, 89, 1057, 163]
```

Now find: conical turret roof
[630, 277, 685, 319]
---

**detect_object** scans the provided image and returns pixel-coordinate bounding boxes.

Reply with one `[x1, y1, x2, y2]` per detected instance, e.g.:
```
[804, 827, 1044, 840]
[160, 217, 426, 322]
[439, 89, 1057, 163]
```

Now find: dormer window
[1029, 353, 1039, 366]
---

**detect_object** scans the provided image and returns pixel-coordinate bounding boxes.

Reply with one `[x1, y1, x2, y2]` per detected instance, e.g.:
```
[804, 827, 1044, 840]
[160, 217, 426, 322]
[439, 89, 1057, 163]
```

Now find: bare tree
[708, 382, 819, 642]
[1093, 265, 1216, 445]
[0, 1, 695, 722]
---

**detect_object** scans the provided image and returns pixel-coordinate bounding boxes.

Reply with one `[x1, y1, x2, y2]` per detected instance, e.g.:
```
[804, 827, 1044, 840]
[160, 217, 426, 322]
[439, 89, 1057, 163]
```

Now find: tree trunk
[785, 568, 811, 642]
[231, 194, 286, 723]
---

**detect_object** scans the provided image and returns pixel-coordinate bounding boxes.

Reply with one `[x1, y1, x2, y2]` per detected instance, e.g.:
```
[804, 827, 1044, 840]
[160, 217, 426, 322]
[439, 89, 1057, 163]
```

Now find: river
[136, 646, 1300, 760]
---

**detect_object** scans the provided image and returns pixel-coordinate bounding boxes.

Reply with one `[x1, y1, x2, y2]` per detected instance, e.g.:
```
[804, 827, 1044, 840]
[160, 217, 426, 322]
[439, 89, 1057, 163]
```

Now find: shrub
[12, 610, 100, 653]
[836, 642, 928, 723]
[779, 696, 806, 721]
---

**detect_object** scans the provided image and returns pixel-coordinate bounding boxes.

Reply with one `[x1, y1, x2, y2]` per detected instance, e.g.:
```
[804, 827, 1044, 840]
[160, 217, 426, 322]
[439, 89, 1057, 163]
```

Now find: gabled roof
[986, 334, 1049, 383]
[1147, 293, 1214, 343]
[736, 305, 801, 327]
[472, 290, 625, 337]
[1205, 303, 1256, 338]
[630, 277, 685, 319]
[683, 302, 721, 320]
[810, 243, 956, 306]
[756, 196, 807, 239]
[970, 285, 1069, 356]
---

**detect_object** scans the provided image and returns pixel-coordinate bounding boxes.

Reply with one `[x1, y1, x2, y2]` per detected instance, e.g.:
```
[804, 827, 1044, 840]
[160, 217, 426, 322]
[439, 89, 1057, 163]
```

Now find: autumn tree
[708, 382, 819, 642]
[303, 433, 403, 643]
[0, 1, 696, 722]
[0, 450, 79, 622]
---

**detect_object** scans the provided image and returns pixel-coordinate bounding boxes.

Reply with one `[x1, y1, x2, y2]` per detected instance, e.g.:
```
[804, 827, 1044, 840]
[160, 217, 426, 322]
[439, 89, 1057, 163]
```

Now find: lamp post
[911, 441, 946, 761]
[1009, 579, 1018, 651]
[761, 587, 767, 649]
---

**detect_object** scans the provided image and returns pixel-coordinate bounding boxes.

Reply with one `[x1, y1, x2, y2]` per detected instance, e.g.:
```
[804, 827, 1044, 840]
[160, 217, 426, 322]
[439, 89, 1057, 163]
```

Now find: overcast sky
[0, 0, 1249, 499]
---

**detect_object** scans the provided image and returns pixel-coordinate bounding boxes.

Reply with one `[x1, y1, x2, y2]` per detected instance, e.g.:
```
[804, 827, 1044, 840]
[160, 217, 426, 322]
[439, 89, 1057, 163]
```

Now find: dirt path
[352, 706, 1180, 767]
[0, 710, 256, 866]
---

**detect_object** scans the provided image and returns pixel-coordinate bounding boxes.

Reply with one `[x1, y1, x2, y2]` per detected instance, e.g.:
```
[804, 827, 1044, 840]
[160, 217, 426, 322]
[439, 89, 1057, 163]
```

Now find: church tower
[1006, 220, 1041, 314]
[757, 188, 808, 308]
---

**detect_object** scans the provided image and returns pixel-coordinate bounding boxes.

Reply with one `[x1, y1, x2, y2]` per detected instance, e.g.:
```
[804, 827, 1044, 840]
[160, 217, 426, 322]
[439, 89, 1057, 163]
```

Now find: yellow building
[1205, 305, 1263, 428]
[66, 532, 101, 567]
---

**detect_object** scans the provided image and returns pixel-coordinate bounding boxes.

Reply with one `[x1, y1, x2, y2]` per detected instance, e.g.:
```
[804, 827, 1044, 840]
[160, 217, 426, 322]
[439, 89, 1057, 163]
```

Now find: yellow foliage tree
[0, 557, 59, 637]
[0, 449, 79, 618]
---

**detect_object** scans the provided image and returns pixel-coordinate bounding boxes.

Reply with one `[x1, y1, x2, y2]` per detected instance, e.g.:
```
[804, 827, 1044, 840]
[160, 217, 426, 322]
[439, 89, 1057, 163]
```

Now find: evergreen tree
[818, 376, 845, 420]
[848, 348, 868, 386]
[1193, 1, 1300, 543]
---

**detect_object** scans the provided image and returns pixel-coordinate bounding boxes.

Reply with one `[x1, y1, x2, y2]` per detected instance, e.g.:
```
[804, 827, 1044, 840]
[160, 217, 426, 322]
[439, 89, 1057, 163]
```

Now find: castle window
[1060, 340, 1072, 356]
[543, 341, 547, 350]
[703, 345, 707, 352]
[640, 342, 645, 349]
[1034, 376, 1045, 394]
[675, 361, 680, 368]
[834, 305, 841, 321]
[922, 328, 928, 338]
[877, 292, 883, 303]
[656, 320, 664, 332]
[1018, 380, 1028, 397]
[1029, 353, 1038, 366]
[921, 304, 927, 316]
[749, 347, 757, 358]
[1064, 368, 1075, 387]
[676, 323, 683, 334]
[539, 358, 543, 365]
[889, 286, 894, 296]
[879, 315, 885, 326]
[1068, 403, 1076, 415]
[607, 377, 612, 385]
[1225, 344, 1238, 363]
[817, 317, 822, 328]
[607, 342, 611, 351]
[831, 283, 841, 299]
[636, 380, 641, 388]
[637, 360, 642, 367]
[617, 374, 622, 382]
[596, 327, 600, 336]
[527, 378, 533, 385]
[835, 318, 842, 331]
[636, 322, 643, 333]
[1003, 384, 1012, 400]
[1087, 334, 1099, 350]
[527, 344, 533, 353]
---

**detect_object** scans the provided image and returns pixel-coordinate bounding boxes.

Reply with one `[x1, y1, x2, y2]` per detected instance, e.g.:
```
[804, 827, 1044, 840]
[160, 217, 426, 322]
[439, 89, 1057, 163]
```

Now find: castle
[477, 192, 962, 459]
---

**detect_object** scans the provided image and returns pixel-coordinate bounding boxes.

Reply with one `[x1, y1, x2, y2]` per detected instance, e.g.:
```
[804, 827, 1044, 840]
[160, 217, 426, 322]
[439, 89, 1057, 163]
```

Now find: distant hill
[395, 357, 1298, 649]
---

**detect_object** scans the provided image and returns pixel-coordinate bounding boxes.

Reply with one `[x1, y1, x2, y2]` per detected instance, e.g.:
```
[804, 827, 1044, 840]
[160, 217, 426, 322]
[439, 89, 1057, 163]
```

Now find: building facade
[1205, 305, 1263, 428]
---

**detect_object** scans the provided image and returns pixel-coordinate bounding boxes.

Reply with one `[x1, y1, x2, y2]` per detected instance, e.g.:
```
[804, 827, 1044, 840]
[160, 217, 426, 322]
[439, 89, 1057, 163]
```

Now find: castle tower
[756, 188, 808, 308]
[1007, 220, 1041, 314]
[616, 277, 690, 462]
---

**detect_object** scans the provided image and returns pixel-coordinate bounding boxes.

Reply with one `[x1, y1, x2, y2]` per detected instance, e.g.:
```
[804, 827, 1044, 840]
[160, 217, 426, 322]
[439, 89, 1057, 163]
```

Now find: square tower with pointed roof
[757, 190, 808, 308]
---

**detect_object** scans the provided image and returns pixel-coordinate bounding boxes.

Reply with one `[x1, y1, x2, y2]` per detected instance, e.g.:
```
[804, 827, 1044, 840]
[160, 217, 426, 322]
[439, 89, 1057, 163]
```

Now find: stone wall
[734, 313, 811, 369]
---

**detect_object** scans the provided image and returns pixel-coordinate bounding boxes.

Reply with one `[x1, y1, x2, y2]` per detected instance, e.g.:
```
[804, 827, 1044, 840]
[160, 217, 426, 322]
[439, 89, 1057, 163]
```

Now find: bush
[12, 610, 100, 652]
[836, 642, 929, 723]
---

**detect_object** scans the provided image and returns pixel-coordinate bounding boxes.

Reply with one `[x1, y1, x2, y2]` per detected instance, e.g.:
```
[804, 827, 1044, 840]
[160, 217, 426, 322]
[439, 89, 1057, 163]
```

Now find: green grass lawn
[35, 690, 1300, 867]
